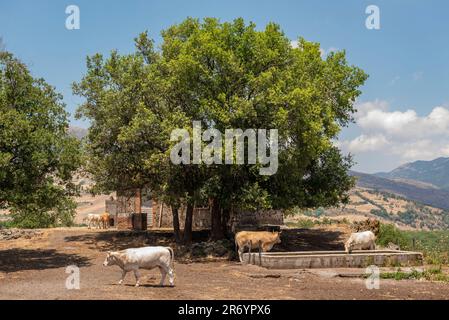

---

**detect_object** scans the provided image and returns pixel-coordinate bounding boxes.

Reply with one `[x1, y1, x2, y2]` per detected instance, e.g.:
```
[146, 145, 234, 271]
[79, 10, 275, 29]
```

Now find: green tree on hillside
[0, 52, 81, 227]
[74, 18, 367, 242]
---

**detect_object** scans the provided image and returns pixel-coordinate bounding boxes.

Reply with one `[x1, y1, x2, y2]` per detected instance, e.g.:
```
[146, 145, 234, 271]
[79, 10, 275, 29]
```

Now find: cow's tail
[166, 247, 175, 271]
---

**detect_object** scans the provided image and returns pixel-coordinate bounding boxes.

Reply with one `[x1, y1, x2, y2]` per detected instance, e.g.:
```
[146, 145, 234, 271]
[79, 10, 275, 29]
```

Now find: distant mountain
[375, 157, 449, 190]
[68, 126, 88, 140]
[349, 170, 449, 210]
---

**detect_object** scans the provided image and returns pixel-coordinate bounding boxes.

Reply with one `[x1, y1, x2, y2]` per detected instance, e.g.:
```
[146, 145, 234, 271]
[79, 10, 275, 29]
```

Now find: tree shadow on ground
[63, 227, 347, 251]
[0, 248, 91, 273]
[63, 230, 210, 252]
[274, 228, 346, 252]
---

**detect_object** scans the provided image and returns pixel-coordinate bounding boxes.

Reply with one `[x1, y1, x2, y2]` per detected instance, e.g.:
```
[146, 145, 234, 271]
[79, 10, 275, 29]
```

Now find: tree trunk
[221, 207, 230, 239]
[183, 203, 194, 244]
[172, 206, 181, 244]
[210, 198, 225, 241]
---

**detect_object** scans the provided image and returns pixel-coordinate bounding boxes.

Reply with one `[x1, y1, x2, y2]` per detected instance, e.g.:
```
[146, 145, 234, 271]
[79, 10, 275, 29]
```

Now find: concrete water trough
[242, 250, 423, 269]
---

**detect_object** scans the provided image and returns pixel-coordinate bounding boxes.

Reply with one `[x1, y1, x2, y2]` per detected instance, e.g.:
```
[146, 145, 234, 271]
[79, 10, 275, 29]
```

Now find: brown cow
[235, 231, 281, 263]
[101, 212, 110, 229]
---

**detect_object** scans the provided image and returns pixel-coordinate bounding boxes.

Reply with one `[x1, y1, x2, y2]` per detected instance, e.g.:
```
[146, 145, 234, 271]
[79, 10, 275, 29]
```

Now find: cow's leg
[168, 267, 175, 287]
[249, 241, 252, 264]
[118, 270, 127, 285]
[158, 266, 167, 286]
[258, 240, 262, 265]
[238, 247, 244, 262]
[133, 269, 141, 287]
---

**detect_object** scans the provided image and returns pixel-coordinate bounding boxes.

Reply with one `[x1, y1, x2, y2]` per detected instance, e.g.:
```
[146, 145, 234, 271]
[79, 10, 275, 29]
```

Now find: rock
[386, 242, 400, 250]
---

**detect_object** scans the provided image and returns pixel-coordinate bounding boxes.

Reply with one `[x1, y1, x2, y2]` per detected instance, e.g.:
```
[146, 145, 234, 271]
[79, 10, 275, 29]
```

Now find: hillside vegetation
[300, 187, 449, 230]
[350, 171, 449, 210]
[376, 223, 449, 265]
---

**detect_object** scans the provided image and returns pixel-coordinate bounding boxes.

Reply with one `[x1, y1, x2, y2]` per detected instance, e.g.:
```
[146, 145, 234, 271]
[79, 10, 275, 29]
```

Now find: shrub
[370, 209, 390, 220]
[376, 223, 409, 248]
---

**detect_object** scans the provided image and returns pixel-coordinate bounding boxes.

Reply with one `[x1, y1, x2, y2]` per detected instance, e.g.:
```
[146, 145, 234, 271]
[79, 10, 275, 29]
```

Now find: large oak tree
[74, 18, 367, 242]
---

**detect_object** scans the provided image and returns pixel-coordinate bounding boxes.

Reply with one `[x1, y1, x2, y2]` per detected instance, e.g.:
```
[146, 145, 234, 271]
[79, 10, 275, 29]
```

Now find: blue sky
[1, 0, 449, 173]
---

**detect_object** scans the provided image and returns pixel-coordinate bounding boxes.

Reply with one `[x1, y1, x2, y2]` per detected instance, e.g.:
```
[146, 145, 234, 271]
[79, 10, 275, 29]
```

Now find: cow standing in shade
[84, 214, 102, 229]
[100, 212, 110, 229]
[103, 246, 175, 287]
[235, 231, 281, 263]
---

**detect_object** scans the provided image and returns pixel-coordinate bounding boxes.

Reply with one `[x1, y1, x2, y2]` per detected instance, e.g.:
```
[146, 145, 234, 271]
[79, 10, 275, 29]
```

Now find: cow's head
[345, 238, 354, 254]
[274, 231, 282, 244]
[103, 251, 117, 266]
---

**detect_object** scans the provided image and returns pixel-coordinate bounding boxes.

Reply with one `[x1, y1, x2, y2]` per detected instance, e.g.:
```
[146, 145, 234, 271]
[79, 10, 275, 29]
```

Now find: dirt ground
[0, 227, 448, 300]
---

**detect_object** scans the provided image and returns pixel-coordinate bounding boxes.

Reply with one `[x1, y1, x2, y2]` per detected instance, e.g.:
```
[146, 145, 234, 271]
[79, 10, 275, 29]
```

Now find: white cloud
[346, 134, 389, 152]
[340, 100, 449, 163]
[389, 139, 449, 162]
[355, 99, 389, 118]
[355, 101, 449, 139]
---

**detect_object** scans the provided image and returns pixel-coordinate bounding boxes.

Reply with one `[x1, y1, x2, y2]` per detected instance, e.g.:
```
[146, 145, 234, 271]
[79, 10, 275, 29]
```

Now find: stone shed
[105, 188, 283, 231]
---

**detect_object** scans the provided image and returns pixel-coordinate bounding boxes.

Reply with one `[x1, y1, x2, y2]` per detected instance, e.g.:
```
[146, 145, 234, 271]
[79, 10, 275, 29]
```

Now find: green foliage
[403, 230, 449, 265]
[396, 210, 418, 226]
[380, 266, 449, 282]
[377, 223, 449, 265]
[0, 219, 16, 229]
[370, 208, 390, 220]
[0, 52, 81, 228]
[376, 223, 409, 248]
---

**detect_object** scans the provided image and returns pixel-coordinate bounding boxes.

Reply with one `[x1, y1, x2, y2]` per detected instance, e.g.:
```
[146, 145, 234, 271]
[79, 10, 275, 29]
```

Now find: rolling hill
[349, 170, 449, 211]
[311, 170, 449, 230]
[320, 186, 449, 230]
[375, 157, 449, 190]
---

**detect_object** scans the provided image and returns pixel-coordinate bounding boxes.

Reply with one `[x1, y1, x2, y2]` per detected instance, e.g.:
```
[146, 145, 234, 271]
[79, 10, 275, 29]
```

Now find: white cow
[83, 214, 102, 229]
[103, 246, 175, 287]
[345, 231, 376, 253]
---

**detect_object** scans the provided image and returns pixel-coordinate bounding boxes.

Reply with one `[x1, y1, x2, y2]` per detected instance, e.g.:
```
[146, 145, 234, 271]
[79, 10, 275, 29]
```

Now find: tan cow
[100, 212, 110, 229]
[235, 231, 281, 263]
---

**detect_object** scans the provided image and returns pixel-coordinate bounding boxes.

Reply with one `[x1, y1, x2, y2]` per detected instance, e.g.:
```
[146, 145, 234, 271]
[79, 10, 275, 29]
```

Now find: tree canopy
[0, 51, 81, 227]
[74, 17, 367, 241]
